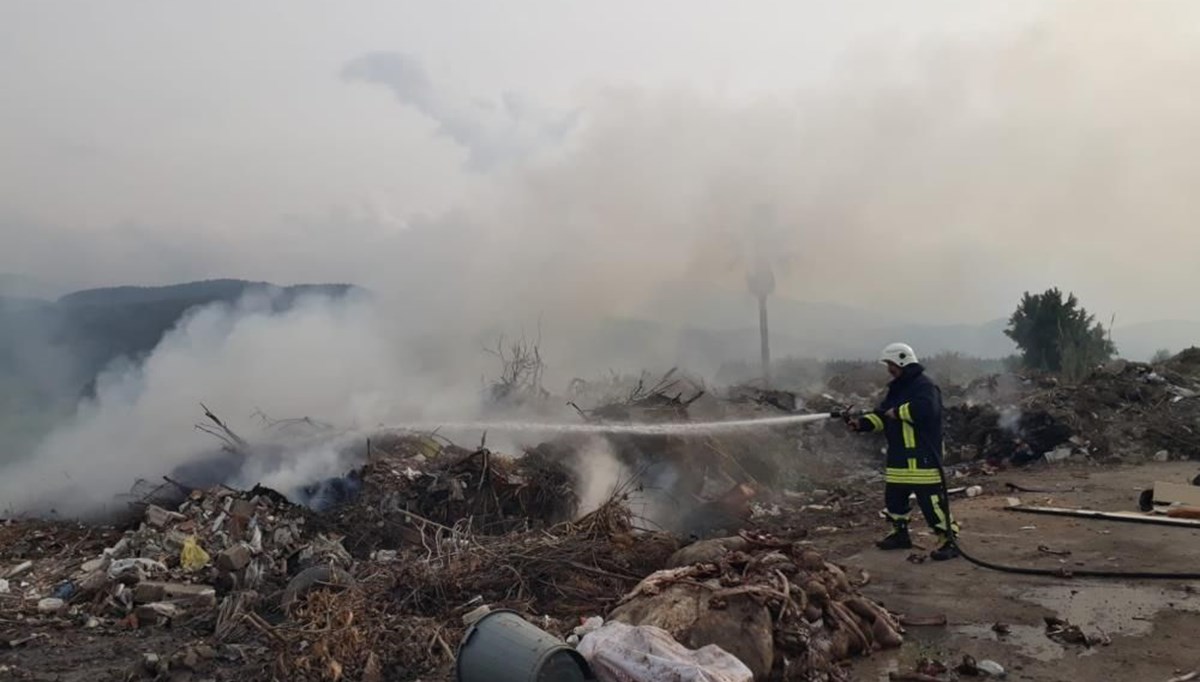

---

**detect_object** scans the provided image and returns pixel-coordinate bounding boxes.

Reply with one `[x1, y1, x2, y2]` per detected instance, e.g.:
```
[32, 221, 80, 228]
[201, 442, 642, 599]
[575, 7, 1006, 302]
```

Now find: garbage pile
[608, 531, 901, 681]
[0, 480, 346, 631]
[1019, 356, 1200, 461]
[872, 349, 1200, 466]
[0, 426, 901, 682]
[325, 434, 579, 557]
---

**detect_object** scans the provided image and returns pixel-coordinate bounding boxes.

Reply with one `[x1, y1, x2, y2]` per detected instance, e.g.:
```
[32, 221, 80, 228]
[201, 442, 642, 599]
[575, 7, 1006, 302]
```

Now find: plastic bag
[577, 622, 753, 682]
[180, 536, 211, 572]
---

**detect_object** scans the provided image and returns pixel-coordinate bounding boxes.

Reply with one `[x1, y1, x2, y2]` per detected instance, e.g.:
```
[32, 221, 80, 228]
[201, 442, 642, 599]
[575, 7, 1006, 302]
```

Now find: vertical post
[758, 294, 770, 387]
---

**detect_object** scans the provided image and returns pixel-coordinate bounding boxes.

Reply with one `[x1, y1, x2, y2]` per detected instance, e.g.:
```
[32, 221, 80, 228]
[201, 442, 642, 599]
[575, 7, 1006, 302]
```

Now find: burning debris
[4, 349, 1200, 680]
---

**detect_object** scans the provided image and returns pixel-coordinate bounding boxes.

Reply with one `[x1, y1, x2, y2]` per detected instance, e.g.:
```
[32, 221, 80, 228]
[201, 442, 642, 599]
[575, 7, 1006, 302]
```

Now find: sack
[577, 621, 753, 682]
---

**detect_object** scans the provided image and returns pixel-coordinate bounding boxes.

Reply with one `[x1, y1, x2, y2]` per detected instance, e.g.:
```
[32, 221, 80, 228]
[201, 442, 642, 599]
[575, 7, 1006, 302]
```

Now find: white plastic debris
[1154, 450, 1171, 462]
[978, 659, 1007, 677]
[750, 503, 782, 518]
[0, 579, 8, 594]
[103, 538, 131, 559]
[573, 616, 604, 637]
[578, 621, 753, 682]
[373, 550, 398, 563]
[107, 558, 167, 581]
[248, 520, 264, 554]
[966, 486, 983, 498]
[1044, 447, 1072, 463]
[37, 598, 64, 614]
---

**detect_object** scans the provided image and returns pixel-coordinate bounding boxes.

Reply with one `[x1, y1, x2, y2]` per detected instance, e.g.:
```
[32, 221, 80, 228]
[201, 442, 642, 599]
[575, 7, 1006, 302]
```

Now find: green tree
[1005, 288, 1115, 377]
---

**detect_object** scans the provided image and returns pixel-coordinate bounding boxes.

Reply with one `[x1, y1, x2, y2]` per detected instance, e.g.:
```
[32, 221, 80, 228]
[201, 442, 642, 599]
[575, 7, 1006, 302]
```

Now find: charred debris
[2, 351, 1200, 680]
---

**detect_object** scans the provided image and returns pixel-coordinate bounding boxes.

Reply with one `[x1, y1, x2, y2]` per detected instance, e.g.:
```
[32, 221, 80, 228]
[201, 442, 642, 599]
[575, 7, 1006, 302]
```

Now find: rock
[84, 617, 100, 629]
[133, 582, 216, 607]
[217, 544, 252, 573]
[609, 581, 774, 680]
[666, 536, 749, 568]
[1154, 450, 1171, 462]
[144, 505, 186, 529]
[978, 659, 1007, 677]
[135, 602, 180, 626]
[280, 565, 356, 609]
[686, 596, 773, 678]
[142, 653, 161, 673]
[373, 550, 397, 563]
[228, 499, 257, 520]
[0, 579, 8, 594]
[80, 558, 107, 574]
[37, 598, 64, 614]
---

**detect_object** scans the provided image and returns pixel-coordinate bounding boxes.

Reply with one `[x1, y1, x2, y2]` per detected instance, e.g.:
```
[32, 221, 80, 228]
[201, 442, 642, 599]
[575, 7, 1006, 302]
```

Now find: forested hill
[0, 279, 359, 402]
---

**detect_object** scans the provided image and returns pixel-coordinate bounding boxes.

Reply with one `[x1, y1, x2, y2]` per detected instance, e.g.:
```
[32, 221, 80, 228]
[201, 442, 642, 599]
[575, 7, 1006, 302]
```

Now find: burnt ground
[808, 461, 1200, 681]
[0, 459, 1197, 681]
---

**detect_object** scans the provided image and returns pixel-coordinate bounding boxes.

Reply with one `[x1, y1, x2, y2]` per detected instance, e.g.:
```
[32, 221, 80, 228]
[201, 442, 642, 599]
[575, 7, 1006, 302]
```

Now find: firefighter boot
[930, 536, 961, 561]
[875, 522, 913, 550]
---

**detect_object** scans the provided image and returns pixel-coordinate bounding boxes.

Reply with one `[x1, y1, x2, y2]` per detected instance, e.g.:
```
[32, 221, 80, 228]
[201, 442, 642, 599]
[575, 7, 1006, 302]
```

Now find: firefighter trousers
[884, 482, 958, 537]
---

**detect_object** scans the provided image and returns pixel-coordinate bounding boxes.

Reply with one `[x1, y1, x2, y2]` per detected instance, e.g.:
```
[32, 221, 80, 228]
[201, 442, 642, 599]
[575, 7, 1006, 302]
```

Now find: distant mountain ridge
[0, 278, 362, 401]
[56, 279, 355, 307]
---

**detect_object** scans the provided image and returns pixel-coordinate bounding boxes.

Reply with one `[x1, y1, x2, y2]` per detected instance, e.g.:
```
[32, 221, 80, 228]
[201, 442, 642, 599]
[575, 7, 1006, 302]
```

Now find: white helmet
[880, 342, 918, 367]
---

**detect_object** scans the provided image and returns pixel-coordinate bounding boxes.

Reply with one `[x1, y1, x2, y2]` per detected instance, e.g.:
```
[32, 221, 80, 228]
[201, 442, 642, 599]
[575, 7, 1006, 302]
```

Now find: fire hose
[827, 409, 1200, 580]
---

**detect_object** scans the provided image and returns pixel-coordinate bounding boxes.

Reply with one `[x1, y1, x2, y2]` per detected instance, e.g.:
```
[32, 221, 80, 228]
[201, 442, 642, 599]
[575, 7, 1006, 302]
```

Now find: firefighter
[847, 342, 960, 561]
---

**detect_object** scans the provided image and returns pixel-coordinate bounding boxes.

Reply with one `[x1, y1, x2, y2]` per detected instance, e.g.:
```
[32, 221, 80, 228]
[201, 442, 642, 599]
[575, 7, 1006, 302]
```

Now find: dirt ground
[2, 461, 1198, 681]
[809, 461, 1200, 682]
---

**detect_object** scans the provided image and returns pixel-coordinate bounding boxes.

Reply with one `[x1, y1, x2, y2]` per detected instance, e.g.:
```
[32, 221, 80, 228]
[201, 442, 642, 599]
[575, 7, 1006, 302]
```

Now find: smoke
[568, 437, 632, 519]
[342, 52, 579, 172]
[0, 291, 514, 517]
[8, 2, 1200, 513]
[998, 407, 1022, 435]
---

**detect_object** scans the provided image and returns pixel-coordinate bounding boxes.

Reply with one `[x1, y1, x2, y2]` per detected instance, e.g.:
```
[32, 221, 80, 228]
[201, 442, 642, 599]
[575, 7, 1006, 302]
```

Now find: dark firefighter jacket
[854, 363, 945, 485]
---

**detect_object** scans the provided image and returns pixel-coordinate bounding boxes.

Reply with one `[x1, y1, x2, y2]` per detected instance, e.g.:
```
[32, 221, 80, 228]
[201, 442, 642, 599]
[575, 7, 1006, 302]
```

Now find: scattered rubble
[1044, 616, 1111, 648]
[2, 349, 1199, 679]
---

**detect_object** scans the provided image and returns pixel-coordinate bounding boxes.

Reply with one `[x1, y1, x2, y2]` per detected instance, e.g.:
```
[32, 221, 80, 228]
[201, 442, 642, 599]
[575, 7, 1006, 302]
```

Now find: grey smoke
[342, 51, 578, 171]
[7, 3, 1200, 515]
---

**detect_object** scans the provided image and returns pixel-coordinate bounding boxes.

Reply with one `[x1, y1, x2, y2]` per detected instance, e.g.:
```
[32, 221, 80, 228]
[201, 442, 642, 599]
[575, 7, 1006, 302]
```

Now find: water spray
[379, 410, 1200, 581]
[378, 412, 836, 437]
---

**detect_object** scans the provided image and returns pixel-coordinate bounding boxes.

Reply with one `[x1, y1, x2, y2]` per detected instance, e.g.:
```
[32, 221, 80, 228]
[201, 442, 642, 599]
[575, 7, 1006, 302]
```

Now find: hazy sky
[3, 1, 1199, 325]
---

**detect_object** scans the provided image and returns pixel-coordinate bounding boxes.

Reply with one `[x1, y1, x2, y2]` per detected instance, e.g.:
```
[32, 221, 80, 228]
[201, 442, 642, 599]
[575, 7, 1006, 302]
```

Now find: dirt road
[810, 462, 1200, 681]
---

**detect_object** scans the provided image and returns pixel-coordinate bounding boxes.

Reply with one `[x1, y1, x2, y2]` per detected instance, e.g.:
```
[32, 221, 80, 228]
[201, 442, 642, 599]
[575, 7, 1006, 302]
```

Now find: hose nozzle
[830, 407, 866, 421]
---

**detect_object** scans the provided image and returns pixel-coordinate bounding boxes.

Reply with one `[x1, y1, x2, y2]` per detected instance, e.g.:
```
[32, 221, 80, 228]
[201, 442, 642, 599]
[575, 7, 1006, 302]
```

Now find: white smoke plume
[6, 2, 1200, 514]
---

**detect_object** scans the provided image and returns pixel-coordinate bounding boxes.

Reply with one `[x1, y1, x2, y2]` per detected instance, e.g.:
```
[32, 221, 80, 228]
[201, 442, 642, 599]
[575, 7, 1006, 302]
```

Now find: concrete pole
[758, 294, 770, 387]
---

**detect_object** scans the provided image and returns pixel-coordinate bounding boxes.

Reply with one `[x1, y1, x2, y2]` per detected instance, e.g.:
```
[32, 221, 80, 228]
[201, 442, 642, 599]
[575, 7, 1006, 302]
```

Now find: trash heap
[326, 435, 579, 557]
[608, 531, 900, 682]
[268, 504, 896, 681]
[0, 481, 350, 631]
[904, 350, 1200, 466]
[1020, 355, 1200, 461]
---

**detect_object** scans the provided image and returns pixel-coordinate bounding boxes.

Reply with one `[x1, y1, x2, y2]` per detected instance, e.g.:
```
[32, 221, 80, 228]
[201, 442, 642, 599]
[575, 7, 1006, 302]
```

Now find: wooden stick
[1006, 505, 1200, 528]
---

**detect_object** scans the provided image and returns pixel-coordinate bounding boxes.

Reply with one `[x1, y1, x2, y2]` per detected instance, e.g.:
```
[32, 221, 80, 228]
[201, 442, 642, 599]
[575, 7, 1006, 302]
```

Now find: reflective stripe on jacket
[854, 363, 945, 484]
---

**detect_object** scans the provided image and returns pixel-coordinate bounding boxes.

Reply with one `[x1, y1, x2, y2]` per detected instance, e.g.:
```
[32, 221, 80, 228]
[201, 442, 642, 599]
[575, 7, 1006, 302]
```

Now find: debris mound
[610, 532, 900, 681]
